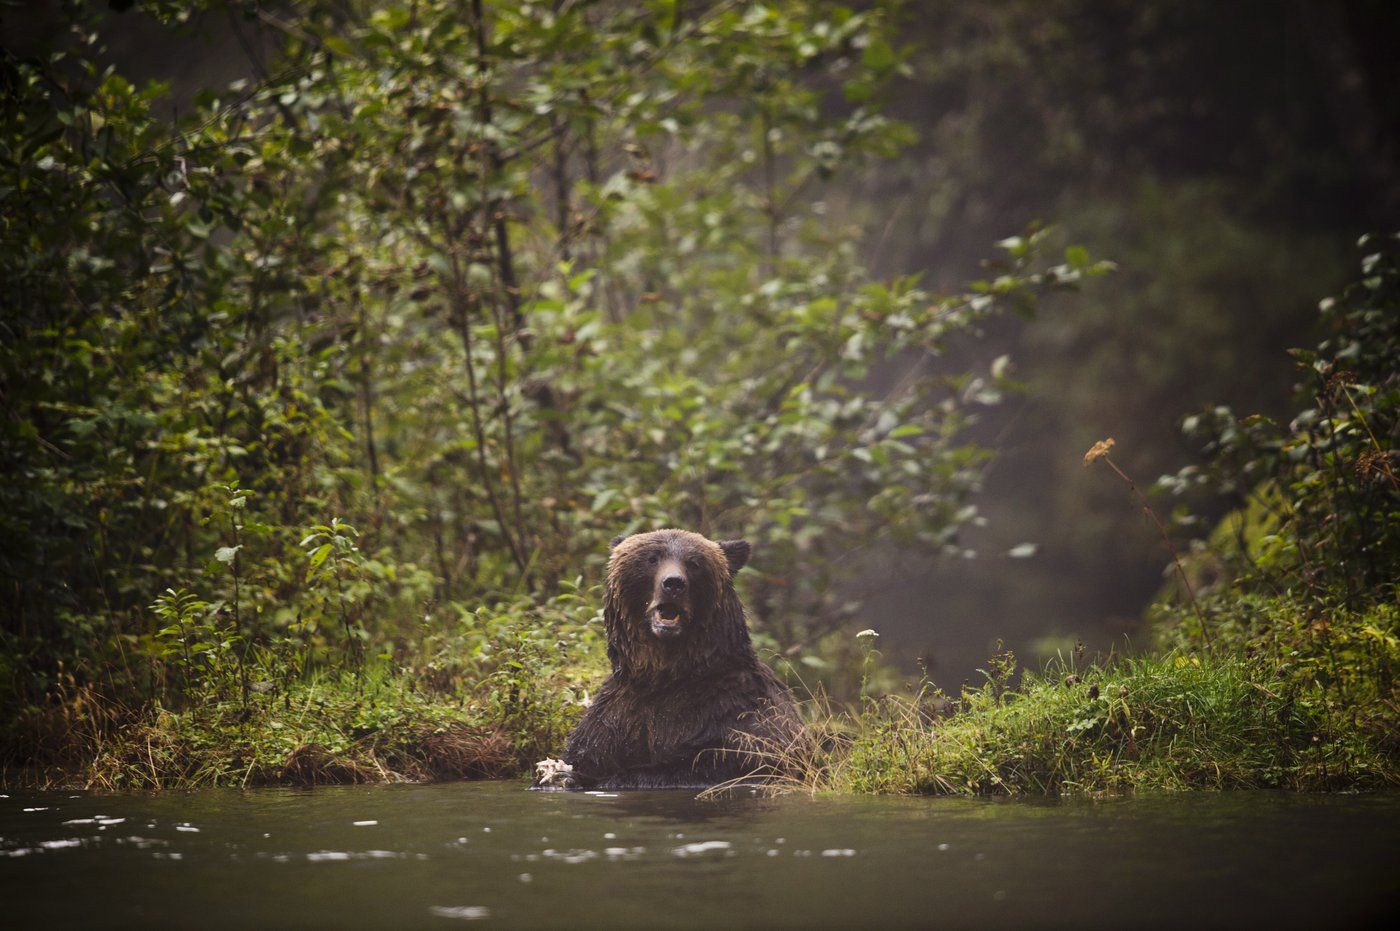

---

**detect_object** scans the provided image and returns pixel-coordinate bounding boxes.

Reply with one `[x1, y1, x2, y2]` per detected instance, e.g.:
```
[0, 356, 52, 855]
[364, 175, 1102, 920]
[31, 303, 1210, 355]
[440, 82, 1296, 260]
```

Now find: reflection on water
[1, 783, 1397, 928]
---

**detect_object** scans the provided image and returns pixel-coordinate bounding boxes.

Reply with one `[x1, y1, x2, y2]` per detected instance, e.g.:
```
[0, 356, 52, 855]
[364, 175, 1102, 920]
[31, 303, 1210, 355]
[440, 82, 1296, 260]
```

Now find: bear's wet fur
[558, 529, 802, 789]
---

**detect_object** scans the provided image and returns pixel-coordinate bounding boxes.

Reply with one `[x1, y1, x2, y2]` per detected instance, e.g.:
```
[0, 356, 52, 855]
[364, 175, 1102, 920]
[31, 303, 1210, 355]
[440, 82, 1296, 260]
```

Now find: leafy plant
[301, 519, 370, 665]
[1158, 235, 1400, 620]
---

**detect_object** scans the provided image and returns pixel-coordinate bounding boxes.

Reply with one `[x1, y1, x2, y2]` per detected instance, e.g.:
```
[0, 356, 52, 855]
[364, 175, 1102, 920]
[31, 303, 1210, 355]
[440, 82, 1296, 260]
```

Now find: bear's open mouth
[648, 601, 687, 638]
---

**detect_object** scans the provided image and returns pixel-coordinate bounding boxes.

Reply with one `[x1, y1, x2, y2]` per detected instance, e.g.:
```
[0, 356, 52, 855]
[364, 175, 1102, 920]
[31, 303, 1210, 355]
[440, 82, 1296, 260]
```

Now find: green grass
[825, 651, 1398, 795]
[12, 646, 1397, 794]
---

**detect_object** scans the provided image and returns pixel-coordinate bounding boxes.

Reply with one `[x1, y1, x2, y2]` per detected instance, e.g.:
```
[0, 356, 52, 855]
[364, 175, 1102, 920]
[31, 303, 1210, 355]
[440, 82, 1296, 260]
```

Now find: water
[2, 783, 1396, 928]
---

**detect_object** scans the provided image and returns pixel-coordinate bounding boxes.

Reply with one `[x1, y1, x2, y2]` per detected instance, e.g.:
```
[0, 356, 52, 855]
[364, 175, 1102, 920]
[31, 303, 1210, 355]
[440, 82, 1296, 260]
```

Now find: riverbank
[8, 617, 1395, 795]
[809, 597, 1399, 796]
[1, 666, 586, 791]
[828, 651, 1398, 795]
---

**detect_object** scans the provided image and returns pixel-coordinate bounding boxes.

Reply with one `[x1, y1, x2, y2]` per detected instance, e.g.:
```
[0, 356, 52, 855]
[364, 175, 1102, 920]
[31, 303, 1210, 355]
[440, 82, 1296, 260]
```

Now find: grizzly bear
[541, 529, 801, 789]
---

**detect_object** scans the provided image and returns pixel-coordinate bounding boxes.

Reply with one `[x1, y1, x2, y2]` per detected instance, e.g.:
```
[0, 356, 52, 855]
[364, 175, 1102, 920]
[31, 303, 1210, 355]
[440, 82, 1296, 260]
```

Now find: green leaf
[308, 543, 333, 569]
[861, 38, 895, 72]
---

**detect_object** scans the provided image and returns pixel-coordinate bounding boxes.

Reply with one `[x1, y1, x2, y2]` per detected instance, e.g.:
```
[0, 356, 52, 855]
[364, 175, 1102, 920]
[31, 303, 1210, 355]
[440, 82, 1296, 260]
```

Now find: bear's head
[603, 529, 753, 677]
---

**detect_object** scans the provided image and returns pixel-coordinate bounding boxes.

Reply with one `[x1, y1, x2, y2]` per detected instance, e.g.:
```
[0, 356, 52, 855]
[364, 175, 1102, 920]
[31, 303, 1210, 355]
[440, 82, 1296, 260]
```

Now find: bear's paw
[533, 757, 577, 789]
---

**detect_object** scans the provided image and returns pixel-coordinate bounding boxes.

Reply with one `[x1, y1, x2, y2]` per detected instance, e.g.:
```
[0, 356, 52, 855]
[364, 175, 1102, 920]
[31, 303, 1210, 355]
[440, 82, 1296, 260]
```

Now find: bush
[1159, 234, 1400, 617]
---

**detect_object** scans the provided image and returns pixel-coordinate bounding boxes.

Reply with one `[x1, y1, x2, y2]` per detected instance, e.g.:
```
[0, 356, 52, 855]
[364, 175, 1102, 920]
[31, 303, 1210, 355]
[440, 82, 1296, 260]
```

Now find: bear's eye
[647, 554, 659, 566]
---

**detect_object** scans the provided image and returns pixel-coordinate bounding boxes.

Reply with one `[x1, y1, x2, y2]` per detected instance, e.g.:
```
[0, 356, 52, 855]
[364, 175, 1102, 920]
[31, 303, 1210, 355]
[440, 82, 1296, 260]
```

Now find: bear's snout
[647, 558, 691, 639]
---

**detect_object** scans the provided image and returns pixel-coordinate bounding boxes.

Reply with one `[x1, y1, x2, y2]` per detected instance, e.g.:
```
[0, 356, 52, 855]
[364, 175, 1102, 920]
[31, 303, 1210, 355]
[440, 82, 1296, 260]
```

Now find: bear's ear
[609, 534, 628, 550]
[718, 539, 751, 574]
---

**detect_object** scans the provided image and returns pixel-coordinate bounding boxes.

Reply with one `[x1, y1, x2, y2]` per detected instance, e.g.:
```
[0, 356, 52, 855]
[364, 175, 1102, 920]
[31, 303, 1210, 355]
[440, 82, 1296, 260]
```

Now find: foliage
[0, 1, 1107, 781]
[1153, 236, 1399, 634]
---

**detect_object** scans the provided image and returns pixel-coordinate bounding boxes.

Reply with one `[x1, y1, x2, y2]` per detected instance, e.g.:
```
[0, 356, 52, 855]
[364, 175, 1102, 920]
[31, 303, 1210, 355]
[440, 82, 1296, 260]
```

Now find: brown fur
[556, 529, 801, 789]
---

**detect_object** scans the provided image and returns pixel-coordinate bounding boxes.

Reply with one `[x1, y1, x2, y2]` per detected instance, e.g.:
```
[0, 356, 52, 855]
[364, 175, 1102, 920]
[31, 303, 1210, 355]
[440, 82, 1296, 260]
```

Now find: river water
[1, 782, 1396, 928]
